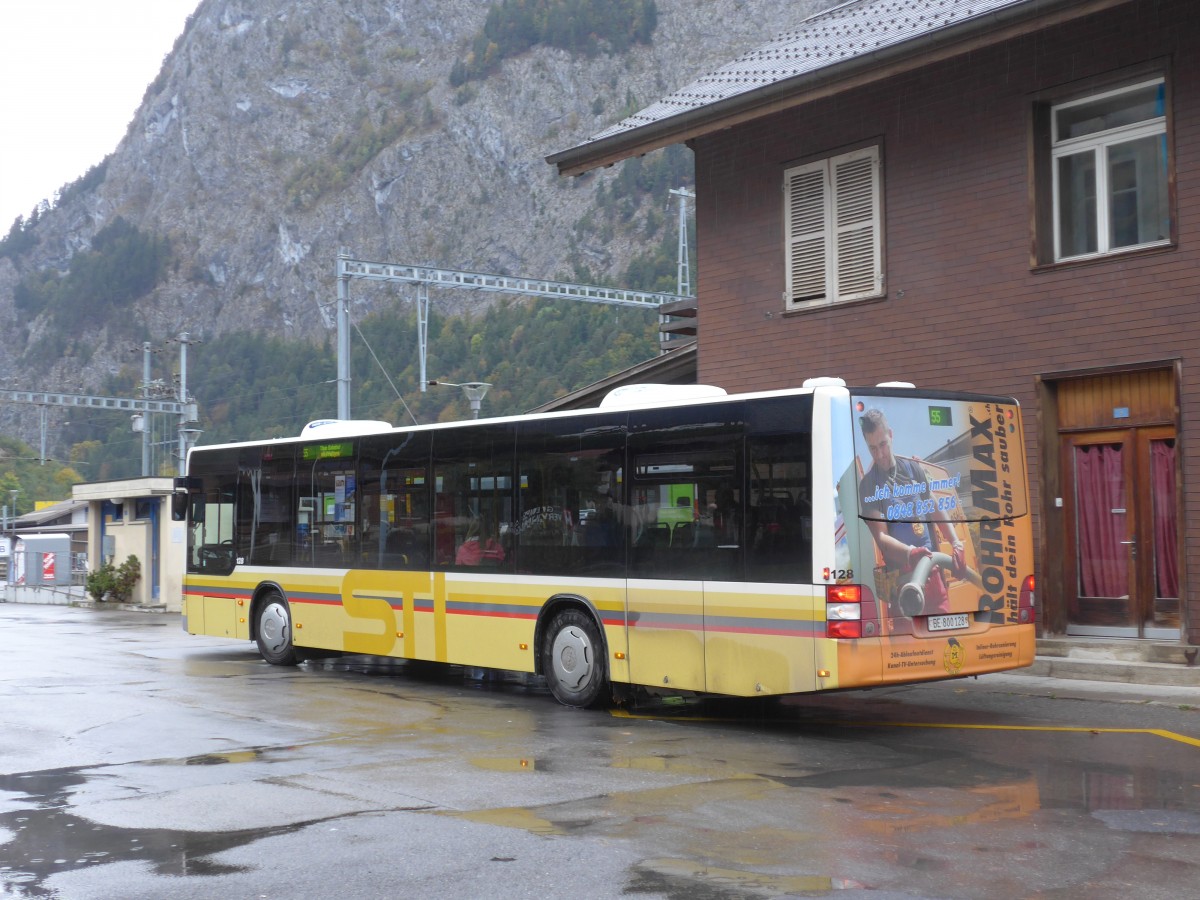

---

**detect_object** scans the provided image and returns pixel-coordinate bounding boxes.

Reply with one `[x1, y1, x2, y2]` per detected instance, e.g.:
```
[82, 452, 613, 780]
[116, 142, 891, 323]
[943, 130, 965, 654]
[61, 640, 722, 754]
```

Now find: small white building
[72, 478, 185, 610]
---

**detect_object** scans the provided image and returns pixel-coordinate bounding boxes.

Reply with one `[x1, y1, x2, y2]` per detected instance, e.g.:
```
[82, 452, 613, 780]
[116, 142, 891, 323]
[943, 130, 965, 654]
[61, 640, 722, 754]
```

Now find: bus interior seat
[672, 522, 695, 548]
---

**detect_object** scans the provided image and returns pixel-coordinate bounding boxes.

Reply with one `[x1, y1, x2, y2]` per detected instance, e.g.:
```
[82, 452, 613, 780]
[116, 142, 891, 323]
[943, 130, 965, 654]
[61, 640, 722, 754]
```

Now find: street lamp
[429, 380, 492, 419]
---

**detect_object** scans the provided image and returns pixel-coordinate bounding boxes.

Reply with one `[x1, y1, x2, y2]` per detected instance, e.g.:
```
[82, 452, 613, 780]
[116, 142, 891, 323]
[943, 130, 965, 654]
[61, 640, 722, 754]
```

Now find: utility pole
[336, 248, 353, 418]
[416, 283, 430, 393]
[142, 342, 153, 475]
[38, 405, 47, 465]
[667, 187, 695, 355]
[669, 187, 694, 297]
[169, 332, 202, 476]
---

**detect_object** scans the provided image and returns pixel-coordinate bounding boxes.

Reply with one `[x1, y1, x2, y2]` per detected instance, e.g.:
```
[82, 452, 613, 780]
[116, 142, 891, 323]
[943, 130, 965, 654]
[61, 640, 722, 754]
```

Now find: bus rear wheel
[256, 592, 298, 666]
[543, 609, 607, 708]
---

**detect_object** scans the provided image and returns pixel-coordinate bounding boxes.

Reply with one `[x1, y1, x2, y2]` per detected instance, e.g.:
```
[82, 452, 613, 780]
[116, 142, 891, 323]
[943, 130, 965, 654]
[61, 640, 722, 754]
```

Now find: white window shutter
[832, 148, 881, 301]
[784, 162, 830, 307]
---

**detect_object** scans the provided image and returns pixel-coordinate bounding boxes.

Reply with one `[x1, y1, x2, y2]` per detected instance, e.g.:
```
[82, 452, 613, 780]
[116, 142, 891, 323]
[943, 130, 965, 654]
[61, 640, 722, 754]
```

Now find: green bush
[85, 564, 115, 602]
[85, 555, 141, 603]
[112, 555, 142, 602]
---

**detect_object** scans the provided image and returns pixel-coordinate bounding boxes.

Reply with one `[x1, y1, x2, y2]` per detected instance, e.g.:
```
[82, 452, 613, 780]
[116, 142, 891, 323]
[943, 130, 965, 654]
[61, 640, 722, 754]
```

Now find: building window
[783, 145, 882, 310]
[1052, 79, 1169, 261]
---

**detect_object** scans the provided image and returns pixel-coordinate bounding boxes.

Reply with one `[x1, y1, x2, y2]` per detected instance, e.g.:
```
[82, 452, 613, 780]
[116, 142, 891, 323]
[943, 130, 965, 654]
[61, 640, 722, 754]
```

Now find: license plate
[927, 613, 970, 632]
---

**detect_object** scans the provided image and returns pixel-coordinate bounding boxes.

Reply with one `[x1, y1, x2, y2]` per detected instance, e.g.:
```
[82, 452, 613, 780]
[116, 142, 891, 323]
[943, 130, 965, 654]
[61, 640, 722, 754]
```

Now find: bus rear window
[852, 394, 1027, 522]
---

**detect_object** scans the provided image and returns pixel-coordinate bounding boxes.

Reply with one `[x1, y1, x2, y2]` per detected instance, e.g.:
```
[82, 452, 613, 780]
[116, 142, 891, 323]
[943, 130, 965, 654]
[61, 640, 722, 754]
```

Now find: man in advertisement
[858, 408, 965, 615]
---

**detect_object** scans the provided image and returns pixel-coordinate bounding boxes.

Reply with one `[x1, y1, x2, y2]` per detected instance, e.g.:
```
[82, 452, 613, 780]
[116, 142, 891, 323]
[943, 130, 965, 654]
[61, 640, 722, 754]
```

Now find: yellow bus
[177, 378, 1035, 706]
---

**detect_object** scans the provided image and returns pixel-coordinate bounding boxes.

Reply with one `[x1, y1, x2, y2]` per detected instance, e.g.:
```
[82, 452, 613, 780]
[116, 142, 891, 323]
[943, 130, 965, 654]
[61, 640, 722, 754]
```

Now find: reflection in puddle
[308, 655, 544, 696]
[180, 749, 265, 767]
[0, 765, 368, 898]
[469, 757, 546, 772]
[627, 857, 860, 896]
[1093, 809, 1200, 833]
[0, 767, 306, 897]
[443, 806, 565, 836]
[610, 756, 712, 775]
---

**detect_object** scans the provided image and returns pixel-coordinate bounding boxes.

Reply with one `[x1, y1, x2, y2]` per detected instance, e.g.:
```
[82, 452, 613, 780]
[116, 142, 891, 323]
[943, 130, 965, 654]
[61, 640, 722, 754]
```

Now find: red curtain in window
[1074, 444, 1128, 598]
[1151, 439, 1179, 599]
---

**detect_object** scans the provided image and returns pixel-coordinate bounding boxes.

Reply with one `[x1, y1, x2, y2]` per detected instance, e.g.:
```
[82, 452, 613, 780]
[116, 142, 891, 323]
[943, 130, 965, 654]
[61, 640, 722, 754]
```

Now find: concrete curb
[1016, 655, 1200, 687]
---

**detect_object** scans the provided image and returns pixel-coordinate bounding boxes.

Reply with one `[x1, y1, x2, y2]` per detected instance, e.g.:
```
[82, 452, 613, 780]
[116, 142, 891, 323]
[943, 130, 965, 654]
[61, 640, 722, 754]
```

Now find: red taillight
[1017, 574, 1035, 623]
[1019, 574, 1035, 609]
[826, 584, 864, 639]
[827, 620, 863, 639]
[827, 584, 861, 604]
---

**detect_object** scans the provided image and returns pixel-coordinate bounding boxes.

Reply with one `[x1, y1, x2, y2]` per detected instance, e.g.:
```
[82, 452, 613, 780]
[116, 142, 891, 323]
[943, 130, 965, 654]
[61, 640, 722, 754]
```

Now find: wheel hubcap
[551, 625, 593, 694]
[261, 603, 289, 654]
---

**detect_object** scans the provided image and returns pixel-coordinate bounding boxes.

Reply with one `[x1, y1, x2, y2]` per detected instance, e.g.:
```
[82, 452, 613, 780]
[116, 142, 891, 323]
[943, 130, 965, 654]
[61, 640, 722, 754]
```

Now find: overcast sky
[0, 0, 200, 230]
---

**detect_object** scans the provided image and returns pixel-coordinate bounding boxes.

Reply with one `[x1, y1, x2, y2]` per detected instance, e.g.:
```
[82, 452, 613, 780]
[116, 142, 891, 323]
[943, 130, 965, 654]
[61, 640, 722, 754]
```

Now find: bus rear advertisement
[177, 378, 1035, 706]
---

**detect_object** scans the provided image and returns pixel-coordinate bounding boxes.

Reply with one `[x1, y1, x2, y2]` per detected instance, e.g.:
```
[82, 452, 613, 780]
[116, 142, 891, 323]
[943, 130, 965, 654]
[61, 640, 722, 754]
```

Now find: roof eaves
[529, 340, 697, 412]
[547, 0, 1114, 177]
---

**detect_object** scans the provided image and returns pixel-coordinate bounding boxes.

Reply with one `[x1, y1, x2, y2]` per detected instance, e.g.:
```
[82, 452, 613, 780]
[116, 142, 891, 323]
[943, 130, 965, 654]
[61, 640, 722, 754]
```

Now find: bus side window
[627, 401, 742, 580]
[358, 432, 432, 571]
[236, 446, 297, 567]
[433, 424, 515, 572]
[515, 416, 627, 576]
[745, 435, 812, 583]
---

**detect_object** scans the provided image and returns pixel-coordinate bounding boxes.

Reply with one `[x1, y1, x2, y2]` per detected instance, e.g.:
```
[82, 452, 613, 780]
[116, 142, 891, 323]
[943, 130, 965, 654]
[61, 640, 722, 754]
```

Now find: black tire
[542, 609, 608, 708]
[255, 592, 298, 666]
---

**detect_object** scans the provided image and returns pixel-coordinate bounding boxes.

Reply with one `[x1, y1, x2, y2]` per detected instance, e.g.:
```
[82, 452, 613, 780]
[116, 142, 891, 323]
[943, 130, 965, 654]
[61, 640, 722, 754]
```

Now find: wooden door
[1062, 426, 1180, 637]
[1063, 431, 1135, 633]
[1135, 426, 1181, 637]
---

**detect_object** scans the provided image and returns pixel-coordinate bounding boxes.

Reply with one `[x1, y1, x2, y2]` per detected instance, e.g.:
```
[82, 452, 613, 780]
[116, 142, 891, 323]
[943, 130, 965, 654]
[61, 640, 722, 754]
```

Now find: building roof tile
[549, 0, 1089, 173]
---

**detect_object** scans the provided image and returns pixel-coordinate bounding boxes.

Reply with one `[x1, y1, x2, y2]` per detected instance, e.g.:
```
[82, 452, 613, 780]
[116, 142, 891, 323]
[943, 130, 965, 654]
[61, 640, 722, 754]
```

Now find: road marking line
[611, 710, 1200, 747]
[863, 722, 1200, 748]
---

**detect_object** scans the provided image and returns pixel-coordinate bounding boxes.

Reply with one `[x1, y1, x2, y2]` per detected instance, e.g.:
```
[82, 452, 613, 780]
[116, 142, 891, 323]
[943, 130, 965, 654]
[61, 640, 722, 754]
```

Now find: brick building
[550, 0, 1197, 646]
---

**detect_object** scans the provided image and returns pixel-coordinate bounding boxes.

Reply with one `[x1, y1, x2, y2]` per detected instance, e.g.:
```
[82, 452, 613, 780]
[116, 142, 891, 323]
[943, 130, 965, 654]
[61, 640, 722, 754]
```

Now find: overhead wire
[351, 318, 420, 426]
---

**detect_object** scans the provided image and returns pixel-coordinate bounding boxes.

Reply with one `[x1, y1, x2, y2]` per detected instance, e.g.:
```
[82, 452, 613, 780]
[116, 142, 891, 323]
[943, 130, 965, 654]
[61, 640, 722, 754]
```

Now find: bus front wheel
[543, 609, 607, 708]
[255, 593, 298, 666]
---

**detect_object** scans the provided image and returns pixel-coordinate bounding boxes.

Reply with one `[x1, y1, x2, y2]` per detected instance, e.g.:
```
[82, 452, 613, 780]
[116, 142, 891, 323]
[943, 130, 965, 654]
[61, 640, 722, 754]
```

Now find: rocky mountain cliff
[0, 0, 833, 447]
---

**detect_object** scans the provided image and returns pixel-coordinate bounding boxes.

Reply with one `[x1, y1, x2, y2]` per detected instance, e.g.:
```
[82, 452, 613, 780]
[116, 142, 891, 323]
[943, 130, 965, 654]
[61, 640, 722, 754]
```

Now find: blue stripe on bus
[183, 584, 341, 605]
[291, 592, 342, 605]
[183, 584, 253, 599]
[628, 612, 704, 630]
[348, 593, 406, 609]
[446, 600, 538, 619]
[629, 612, 820, 637]
[705, 616, 823, 637]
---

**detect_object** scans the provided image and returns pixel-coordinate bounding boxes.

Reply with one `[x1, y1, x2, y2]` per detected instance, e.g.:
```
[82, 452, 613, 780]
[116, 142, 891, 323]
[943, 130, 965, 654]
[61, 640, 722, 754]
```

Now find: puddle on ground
[469, 756, 549, 772]
[442, 806, 566, 836]
[625, 857, 858, 897]
[0, 766, 310, 898]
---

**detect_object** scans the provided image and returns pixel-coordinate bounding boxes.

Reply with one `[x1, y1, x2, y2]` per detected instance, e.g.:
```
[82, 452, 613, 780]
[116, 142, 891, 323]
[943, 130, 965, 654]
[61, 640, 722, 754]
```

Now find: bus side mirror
[171, 493, 190, 522]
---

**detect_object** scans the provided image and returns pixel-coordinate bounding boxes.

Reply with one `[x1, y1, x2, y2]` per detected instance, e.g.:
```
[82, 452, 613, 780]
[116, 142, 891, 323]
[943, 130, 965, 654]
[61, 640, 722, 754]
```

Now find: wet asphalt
[1, 603, 1198, 899]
